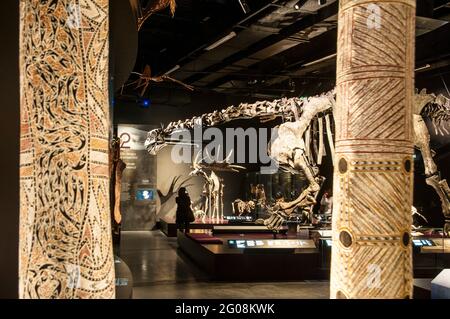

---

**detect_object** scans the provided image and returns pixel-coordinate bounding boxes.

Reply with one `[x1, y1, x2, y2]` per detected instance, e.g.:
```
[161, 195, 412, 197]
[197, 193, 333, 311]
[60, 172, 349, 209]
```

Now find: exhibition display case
[177, 230, 325, 281]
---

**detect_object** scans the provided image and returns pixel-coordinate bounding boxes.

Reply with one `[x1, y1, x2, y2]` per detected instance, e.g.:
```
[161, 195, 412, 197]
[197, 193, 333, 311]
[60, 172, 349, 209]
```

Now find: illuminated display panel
[228, 239, 316, 249]
[224, 216, 253, 222]
[412, 239, 435, 247]
[136, 189, 155, 201]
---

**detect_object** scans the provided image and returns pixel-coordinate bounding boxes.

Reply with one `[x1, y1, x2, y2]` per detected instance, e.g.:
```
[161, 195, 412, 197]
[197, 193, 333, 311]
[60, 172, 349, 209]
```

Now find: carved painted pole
[331, 0, 416, 298]
[19, 0, 115, 298]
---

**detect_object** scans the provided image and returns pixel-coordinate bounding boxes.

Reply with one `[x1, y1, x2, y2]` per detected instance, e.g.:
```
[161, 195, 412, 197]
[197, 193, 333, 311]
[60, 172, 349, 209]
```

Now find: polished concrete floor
[119, 231, 330, 299]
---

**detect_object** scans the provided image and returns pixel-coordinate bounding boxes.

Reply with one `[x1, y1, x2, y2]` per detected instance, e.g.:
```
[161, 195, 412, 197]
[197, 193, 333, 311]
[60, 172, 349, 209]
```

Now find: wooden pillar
[19, 0, 114, 298]
[331, 0, 416, 299]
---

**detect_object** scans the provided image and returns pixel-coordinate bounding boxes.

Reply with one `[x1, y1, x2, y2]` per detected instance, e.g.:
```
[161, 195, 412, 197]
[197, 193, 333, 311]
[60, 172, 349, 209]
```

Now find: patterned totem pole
[330, 0, 416, 298]
[19, 0, 115, 298]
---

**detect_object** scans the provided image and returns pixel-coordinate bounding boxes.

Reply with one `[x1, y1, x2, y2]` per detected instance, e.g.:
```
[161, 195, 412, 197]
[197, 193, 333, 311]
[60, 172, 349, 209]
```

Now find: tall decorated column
[19, 0, 115, 298]
[331, 0, 416, 298]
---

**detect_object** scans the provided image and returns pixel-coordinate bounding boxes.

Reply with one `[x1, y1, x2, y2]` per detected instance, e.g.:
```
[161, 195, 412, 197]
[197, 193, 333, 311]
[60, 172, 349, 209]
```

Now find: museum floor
[119, 231, 330, 299]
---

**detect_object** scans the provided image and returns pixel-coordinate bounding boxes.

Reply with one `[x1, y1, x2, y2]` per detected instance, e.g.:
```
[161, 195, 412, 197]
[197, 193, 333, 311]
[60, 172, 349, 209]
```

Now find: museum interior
[1, 0, 450, 300]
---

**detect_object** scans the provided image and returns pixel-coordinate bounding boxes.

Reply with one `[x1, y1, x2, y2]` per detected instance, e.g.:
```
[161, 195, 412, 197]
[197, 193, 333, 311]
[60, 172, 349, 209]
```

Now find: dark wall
[113, 89, 258, 125]
[0, 1, 19, 298]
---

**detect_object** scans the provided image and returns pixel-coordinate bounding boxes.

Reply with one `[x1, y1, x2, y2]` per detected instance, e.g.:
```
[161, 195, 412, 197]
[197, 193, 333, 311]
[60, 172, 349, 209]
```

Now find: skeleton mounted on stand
[145, 88, 450, 233]
[189, 149, 245, 221]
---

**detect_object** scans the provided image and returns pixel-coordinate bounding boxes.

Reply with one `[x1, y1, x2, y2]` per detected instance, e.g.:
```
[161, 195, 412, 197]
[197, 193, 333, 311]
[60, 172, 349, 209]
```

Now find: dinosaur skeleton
[232, 200, 256, 216]
[189, 149, 245, 220]
[414, 89, 450, 225]
[145, 89, 450, 231]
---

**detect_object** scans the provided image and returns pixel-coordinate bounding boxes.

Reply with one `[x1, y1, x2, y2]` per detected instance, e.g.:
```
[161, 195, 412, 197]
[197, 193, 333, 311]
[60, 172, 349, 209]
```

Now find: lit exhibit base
[177, 230, 326, 281]
[160, 216, 229, 237]
[159, 215, 257, 237]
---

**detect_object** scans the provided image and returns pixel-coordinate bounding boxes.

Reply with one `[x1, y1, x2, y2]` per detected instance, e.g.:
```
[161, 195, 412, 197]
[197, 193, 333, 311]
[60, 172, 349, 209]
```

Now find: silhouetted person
[176, 187, 195, 233]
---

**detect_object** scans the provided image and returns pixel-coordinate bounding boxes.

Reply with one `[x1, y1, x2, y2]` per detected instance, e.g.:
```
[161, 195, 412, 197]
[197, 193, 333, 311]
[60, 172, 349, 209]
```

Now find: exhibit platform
[159, 216, 230, 237]
[177, 227, 450, 282]
[177, 230, 327, 281]
[159, 215, 270, 237]
[212, 225, 288, 234]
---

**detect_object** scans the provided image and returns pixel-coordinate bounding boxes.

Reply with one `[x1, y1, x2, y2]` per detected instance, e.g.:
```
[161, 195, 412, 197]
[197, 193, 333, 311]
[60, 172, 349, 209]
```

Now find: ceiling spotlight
[415, 64, 431, 72]
[139, 98, 151, 109]
[205, 31, 237, 51]
[238, 0, 250, 14]
[294, 0, 308, 10]
[164, 64, 180, 75]
[318, 0, 327, 5]
[302, 53, 337, 67]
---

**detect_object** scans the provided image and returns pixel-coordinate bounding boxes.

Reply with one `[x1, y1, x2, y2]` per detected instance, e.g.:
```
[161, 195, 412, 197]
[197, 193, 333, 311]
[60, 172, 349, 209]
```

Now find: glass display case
[411, 227, 450, 277]
[243, 171, 309, 203]
[317, 227, 450, 277]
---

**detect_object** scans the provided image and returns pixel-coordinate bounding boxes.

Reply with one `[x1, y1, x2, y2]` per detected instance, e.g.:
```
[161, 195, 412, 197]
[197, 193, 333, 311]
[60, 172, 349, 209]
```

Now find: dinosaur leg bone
[426, 175, 450, 218]
[414, 115, 437, 175]
[293, 148, 321, 192]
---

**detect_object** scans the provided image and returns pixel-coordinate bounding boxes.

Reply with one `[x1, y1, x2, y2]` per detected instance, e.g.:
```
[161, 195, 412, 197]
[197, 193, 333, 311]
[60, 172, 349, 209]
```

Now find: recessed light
[294, 0, 308, 10]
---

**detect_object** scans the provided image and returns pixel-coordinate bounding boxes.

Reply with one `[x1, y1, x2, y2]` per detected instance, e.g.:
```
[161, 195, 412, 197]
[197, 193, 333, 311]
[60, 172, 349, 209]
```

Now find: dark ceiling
[118, 0, 450, 103]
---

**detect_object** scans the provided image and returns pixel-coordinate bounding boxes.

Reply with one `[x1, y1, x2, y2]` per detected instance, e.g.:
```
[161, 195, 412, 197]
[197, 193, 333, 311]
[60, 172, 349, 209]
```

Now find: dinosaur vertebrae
[147, 88, 448, 148]
[145, 92, 335, 154]
[146, 89, 449, 173]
